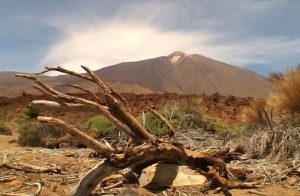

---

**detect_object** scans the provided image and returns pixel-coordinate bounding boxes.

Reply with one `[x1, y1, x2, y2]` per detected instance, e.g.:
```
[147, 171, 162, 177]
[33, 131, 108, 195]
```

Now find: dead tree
[16, 66, 255, 196]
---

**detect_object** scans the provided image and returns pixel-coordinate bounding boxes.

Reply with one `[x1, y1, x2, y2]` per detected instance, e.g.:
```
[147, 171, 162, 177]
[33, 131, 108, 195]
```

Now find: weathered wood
[15, 74, 140, 142]
[81, 65, 130, 110]
[30, 100, 84, 108]
[71, 159, 118, 196]
[16, 66, 257, 196]
[105, 94, 156, 142]
[57, 84, 101, 102]
[38, 116, 113, 157]
[0, 182, 42, 196]
[36, 66, 95, 82]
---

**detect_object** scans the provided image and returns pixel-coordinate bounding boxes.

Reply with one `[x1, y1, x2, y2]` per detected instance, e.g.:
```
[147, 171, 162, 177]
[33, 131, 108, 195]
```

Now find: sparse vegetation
[9, 111, 28, 126]
[243, 66, 300, 161]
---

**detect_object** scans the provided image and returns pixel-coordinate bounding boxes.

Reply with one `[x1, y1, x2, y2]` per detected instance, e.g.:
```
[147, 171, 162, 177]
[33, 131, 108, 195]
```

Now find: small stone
[117, 188, 155, 196]
[288, 176, 299, 186]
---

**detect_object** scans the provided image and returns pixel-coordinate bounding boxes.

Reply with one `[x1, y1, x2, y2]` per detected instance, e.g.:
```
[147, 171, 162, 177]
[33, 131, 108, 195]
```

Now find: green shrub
[25, 106, 40, 119]
[137, 112, 168, 135]
[200, 115, 253, 137]
[137, 100, 204, 135]
[87, 115, 116, 135]
[201, 115, 230, 133]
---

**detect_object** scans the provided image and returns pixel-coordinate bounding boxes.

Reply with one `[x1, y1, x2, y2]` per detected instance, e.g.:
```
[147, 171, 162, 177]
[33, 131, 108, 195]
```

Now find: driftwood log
[15, 66, 255, 196]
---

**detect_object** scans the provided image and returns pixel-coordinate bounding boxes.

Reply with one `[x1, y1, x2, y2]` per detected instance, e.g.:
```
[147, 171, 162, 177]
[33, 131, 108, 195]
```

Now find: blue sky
[0, 0, 299, 75]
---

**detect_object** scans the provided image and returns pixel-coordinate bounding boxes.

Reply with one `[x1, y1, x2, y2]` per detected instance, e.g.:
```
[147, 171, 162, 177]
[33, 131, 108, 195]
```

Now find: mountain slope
[0, 51, 271, 97]
[97, 51, 271, 97]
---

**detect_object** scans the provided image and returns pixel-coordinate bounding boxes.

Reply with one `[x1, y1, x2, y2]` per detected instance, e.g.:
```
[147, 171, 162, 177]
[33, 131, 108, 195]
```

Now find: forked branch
[15, 74, 139, 141]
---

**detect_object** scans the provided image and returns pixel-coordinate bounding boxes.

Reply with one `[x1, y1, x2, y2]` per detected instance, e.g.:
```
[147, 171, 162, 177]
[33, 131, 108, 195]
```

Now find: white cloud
[39, 0, 300, 75]
[41, 19, 300, 75]
[40, 22, 217, 73]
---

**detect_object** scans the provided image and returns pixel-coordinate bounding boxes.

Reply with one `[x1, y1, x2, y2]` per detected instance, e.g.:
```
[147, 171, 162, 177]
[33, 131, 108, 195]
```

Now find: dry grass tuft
[241, 98, 272, 126]
[268, 66, 300, 113]
[248, 124, 300, 162]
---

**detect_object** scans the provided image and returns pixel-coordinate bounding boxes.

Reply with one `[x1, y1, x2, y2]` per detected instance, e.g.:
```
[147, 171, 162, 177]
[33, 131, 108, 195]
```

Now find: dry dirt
[0, 145, 299, 196]
[0, 93, 251, 125]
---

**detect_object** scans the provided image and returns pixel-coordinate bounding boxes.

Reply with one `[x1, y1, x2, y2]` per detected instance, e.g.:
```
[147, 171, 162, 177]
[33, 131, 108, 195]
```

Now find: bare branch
[57, 84, 101, 101]
[81, 65, 111, 93]
[16, 74, 140, 141]
[29, 100, 85, 108]
[81, 65, 130, 109]
[150, 109, 177, 136]
[38, 66, 129, 108]
[105, 94, 156, 142]
[38, 116, 114, 157]
[36, 66, 94, 82]
[32, 85, 59, 98]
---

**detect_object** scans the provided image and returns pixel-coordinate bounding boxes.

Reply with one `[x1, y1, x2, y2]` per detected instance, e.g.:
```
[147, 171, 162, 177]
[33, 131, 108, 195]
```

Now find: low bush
[0, 120, 12, 135]
[201, 115, 229, 133]
[241, 66, 300, 128]
[18, 121, 66, 147]
[25, 106, 40, 119]
[138, 112, 168, 135]
[10, 111, 28, 126]
[137, 98, 204, 135]
[87, 115, 116, 136]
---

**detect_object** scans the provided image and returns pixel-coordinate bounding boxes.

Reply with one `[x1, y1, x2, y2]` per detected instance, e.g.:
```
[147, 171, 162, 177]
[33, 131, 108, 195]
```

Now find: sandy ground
[0, 131, 18, 149]
[0, 128, 299, 195]
[0, 143, 298, 196]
